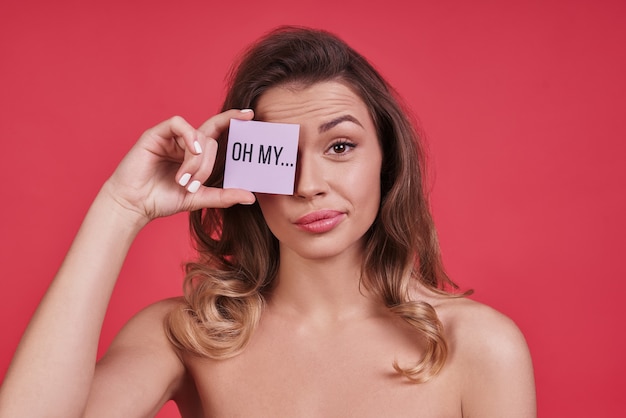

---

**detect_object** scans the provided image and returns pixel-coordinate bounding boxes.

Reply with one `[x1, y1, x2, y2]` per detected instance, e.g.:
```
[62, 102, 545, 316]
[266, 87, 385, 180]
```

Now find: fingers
[177, 109, 255, 194]
[146, 115, 204, 157]
[141, 111, 256, 200]
[198, 108, 254, 139]
[141, 115, 210, 193]
[190, 187, 256, 209]
[175, 134, 217, 193]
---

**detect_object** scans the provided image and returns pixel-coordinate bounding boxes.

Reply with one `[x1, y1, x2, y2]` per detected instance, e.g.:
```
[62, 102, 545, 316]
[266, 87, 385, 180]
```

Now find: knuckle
[170, 115, 185, 124]
[204, 118, 217, 132]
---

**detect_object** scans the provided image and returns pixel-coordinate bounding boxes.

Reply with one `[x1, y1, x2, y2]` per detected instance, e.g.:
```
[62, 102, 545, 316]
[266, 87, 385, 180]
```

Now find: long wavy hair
[166, 26, 463, 382]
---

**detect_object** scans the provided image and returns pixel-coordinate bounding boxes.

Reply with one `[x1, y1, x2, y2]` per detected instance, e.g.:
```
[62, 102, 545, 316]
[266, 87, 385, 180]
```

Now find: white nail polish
[178, 173, 191, 187]
[240, 108, 253, 113]
[187, 180, 201, 193]
[193, 141, 203, 154]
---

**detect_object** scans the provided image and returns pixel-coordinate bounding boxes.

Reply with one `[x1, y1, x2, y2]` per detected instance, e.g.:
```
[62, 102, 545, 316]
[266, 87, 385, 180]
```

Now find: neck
[265, 243, 383, 324]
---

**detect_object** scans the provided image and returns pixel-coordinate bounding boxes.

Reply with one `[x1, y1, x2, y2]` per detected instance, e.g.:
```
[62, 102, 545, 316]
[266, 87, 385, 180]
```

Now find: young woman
[0, 27, 536, 417]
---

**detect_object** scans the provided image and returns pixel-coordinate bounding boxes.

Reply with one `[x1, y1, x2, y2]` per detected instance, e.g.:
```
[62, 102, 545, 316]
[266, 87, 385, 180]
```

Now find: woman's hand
[103, 109, 256, 224]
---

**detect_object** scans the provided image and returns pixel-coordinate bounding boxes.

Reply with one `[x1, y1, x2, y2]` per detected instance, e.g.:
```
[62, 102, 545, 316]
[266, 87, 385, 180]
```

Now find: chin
[281, 238, 365, 262]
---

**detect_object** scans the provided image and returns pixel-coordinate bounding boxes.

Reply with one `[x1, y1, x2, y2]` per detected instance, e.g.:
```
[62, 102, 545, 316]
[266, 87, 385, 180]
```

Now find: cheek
[348, 160, 382, 212]
[368, 163, 383, 212]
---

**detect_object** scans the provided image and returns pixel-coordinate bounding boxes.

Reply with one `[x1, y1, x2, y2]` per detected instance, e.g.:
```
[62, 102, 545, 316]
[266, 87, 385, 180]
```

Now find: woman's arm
[84, 298, 194, 418]
[0, 187, 146, 417]
[0, 110, 255, 417]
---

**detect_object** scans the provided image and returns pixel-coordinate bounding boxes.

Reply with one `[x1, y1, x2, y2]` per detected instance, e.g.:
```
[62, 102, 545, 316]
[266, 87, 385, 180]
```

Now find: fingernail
[240, 108, 253, 113]
[193, 141, 203, 154]
[178, 173, 191, 187]
[241, 194, 256, 205]
[187, 180, 201, 193]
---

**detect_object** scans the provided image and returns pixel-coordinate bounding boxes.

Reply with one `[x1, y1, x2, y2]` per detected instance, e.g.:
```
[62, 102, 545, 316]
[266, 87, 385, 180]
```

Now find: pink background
[1, 1, 624, 416]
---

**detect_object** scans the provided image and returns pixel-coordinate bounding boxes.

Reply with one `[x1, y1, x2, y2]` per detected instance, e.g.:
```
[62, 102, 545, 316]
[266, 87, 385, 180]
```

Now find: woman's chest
[183, 322, 463, 417]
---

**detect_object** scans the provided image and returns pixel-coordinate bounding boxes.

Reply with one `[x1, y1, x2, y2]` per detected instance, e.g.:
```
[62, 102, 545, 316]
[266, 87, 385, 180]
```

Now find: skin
[0, 81, 536, 418]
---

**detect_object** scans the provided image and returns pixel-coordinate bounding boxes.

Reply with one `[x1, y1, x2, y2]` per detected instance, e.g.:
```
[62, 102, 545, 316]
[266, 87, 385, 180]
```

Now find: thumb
[186, 187, 256, 210]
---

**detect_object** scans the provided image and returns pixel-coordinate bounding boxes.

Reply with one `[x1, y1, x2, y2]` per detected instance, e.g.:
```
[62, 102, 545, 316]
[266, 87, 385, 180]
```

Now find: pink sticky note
[223, 119, 300, 194]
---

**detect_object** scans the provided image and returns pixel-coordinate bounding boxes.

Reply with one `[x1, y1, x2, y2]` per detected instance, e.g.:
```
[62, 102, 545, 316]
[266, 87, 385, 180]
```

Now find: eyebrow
[318, 114, 363, 133]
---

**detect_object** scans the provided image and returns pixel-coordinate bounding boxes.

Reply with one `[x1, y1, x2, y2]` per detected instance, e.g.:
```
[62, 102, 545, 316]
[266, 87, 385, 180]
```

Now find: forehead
[254, 80, 373, 128]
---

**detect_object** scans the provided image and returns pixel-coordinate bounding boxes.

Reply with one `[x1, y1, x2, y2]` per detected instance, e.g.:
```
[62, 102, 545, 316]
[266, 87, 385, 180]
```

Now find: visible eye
[327, 140, 356, 156]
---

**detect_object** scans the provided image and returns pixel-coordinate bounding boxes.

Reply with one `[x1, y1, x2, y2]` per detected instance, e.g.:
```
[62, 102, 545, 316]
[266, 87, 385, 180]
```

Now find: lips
[294, 210, 346, 234]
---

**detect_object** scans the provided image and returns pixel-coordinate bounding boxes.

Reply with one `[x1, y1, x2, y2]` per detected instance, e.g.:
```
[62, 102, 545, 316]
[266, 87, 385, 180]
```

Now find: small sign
[223, 119, 300, 194]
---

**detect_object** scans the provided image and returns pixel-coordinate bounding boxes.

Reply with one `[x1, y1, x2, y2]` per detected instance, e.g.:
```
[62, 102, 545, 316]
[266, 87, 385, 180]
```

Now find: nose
[294, 152, 327, 199]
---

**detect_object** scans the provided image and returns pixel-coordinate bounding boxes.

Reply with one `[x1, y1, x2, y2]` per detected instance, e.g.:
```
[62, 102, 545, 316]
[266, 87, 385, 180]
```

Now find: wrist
[96, 181, 152, 233]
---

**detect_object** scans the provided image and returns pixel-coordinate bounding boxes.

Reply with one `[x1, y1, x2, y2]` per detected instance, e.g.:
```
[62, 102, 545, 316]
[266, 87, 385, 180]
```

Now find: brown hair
[166, 26, 462, 382]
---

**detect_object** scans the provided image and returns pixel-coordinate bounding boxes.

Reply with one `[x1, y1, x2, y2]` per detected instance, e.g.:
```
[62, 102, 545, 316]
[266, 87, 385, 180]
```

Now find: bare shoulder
[85, 297, 191, 418]
[118, 297, 184, 331]
[440, 297, 527, 355]
[102, 297, 185, 355]
[417, 288, 537, 417]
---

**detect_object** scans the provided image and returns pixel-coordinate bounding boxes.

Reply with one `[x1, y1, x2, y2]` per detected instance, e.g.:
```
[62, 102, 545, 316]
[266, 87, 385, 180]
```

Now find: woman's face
[254, 80, 383, 261]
